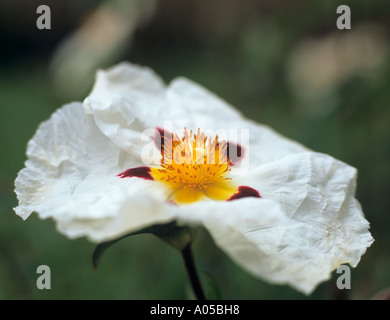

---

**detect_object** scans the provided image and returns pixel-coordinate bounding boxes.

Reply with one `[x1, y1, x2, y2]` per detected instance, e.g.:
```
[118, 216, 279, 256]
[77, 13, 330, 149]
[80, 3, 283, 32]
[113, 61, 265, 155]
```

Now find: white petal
[14, 102, 172, 242]
[166, 78, 310, 171]
[244, 121, 309, 167]
[55, 190, 175, 242]
[83, 62, 167, 156]
[201, 152, 373, 294]
[174, 187, 372, 294]
[165, 78, 245, 131]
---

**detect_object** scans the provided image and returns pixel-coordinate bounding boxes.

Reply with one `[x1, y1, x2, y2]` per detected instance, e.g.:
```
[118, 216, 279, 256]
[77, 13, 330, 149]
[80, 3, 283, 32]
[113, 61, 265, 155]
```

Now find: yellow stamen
[151, 128, 237, 204]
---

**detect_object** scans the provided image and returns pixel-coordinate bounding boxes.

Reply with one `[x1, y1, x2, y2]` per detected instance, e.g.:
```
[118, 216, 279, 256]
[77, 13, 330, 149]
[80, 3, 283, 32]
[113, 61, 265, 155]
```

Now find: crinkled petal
[56, 191, 175, 242]
[165, 77, 245, 131]
[165, 77, 309, 169]
[14, 102, 173, 242]
[237, 152, 373, 250]
[175, 152, 373, 294]
[83, 62, 167, 157]
[174, 190, 372, 294]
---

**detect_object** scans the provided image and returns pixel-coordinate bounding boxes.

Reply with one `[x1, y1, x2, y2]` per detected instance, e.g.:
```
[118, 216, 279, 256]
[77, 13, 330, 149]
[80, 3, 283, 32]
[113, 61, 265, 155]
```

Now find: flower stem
[181, 243, 206, 300]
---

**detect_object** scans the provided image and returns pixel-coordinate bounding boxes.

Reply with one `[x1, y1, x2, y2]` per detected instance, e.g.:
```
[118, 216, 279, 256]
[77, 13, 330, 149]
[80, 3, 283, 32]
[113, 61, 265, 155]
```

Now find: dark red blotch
[228, 186, 261, 201]
[227, 142, 243, 165]
[153, 127, 172, 152]
[117, 166, 153, 180]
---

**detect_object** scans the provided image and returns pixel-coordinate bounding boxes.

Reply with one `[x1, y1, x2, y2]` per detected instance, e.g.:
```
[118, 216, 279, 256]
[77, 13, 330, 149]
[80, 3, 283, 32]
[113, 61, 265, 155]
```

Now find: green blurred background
[0, 0, 389, 299]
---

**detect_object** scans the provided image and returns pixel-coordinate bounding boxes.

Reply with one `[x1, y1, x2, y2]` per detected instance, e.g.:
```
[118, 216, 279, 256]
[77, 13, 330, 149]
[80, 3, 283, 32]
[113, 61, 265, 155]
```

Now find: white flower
[14, 62, 373, 295]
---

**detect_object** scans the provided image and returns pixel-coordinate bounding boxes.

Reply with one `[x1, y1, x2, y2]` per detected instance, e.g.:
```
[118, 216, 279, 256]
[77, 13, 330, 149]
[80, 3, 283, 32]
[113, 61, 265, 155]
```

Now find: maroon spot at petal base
[153, 127, 173, 152]
[228, 186, 261, 201]
[117, 166, 153, 180]
[227, 142, 244, 165]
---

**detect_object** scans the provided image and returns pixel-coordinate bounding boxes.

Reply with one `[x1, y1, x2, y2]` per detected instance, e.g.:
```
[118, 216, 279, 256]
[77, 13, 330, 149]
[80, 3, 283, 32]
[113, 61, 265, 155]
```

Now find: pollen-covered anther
[148, 128, 239, 204]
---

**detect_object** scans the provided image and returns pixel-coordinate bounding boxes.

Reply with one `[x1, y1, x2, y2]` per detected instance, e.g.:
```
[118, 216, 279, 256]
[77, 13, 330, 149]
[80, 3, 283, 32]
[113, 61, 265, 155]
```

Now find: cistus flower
[14, 62, 373, 295]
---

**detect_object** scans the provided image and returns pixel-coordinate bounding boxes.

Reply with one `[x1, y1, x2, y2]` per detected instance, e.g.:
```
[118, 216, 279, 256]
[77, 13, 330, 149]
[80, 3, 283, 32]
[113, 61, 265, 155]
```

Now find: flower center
[118, 128, 261, 205]
[150, 129, 237, 204]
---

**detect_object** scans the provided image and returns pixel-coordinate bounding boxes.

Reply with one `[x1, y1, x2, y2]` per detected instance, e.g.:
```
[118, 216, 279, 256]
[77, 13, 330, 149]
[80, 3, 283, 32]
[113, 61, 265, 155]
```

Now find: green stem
[181, 243, 206, 300]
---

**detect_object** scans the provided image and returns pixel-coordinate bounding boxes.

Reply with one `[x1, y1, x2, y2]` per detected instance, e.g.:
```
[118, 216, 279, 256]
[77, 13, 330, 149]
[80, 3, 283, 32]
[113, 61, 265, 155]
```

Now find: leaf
[92, 237, 123, 270]
[91, 221, 196, 269]
[92, 228, 151, 269]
